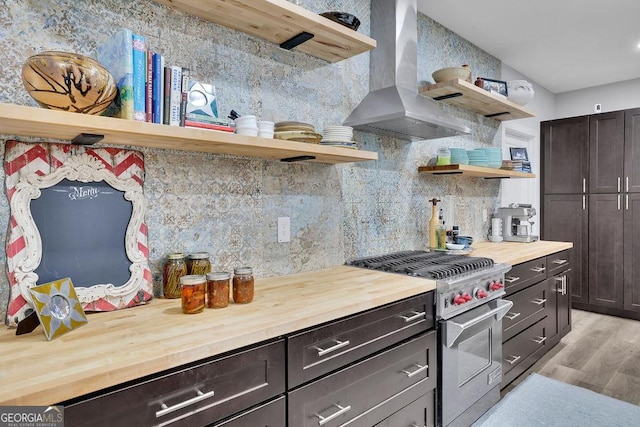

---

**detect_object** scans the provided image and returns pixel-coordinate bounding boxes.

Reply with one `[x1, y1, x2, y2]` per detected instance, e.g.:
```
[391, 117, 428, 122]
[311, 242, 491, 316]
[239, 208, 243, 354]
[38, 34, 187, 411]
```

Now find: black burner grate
[346, 250, 494, 280]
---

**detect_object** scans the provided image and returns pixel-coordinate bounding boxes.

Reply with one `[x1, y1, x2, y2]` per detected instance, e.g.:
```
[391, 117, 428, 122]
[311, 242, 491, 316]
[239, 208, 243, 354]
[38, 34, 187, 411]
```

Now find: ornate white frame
[10, 153, 148, 307]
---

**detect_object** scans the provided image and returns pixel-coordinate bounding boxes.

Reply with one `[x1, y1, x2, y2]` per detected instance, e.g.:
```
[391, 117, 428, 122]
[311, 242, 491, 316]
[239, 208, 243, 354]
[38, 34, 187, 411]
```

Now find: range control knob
[453, 294, 467, 305]
[461, 292, 473, 302]
[475, 288, 488, 299]
[489, 281, 504, 291]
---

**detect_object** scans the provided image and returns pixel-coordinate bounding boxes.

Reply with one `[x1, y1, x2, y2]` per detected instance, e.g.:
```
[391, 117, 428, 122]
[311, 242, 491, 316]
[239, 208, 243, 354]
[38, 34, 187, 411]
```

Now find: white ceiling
[417, 0, 640, 94]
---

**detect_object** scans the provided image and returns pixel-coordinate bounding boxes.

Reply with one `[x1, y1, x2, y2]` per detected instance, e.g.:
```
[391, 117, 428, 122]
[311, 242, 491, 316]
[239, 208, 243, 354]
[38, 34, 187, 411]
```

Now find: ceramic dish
[274, 130, 323, 144]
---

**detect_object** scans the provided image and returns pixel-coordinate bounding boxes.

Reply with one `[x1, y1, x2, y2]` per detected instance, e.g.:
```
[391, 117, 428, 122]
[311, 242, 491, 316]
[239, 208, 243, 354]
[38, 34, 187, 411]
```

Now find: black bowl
[319, 11, 361, 31]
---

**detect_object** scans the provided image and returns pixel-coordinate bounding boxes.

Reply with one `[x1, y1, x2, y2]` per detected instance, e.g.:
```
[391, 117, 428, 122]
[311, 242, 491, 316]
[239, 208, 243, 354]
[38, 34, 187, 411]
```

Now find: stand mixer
[496, 203, 539, 243]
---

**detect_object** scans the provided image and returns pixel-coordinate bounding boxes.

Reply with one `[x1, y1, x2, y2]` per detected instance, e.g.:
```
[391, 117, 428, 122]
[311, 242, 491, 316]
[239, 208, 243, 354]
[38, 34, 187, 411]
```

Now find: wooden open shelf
[0, 104, 378, 164]
[151, 0, 376, 63]
[419, 79, 535, 120]
[418, 164, 536, 179]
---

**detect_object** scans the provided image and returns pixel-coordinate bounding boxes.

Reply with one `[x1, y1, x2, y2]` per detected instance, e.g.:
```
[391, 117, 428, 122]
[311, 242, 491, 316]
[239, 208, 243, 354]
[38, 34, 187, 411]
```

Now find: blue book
[132, 33, 147, 122]
[96, 28, 134, 119]
[152, 53, 164, 124]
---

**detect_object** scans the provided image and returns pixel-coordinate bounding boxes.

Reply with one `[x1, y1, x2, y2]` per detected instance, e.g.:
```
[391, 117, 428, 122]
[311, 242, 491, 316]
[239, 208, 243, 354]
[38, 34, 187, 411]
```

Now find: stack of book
[511, 160, 532, 172]
[96, 28, 232, 132]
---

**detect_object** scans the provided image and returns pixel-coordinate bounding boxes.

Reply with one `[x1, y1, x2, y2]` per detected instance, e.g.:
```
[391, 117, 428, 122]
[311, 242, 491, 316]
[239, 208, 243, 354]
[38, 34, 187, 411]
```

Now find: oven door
[439, 299, 513, 427]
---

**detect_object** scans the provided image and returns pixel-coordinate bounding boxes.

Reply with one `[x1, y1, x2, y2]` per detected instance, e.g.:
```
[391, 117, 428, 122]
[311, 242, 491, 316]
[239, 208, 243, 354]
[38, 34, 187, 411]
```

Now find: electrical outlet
[278, 217, 290, 243]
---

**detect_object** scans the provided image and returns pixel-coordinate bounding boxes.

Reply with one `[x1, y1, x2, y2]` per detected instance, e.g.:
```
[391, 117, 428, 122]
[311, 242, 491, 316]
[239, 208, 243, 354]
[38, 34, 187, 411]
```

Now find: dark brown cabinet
[589, 111, 625, 193]
[624, 108, 640, 193]
[542, 115, 589, 194]
[624, 193, 640, 312]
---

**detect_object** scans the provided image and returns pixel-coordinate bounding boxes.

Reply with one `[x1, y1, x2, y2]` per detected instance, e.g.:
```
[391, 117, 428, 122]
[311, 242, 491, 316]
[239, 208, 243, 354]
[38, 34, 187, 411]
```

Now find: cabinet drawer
[546, 250, 570, 277]
[504, 257, 547, 295]
[503, 279, 549, 341]
[212, 396, 285, 427]
[374, 391, 434, 427]
[288, 331, 436, 427]
[64, 340, 285, 427]
[503, 319, 548, 377]
[288, 292, 434, 388]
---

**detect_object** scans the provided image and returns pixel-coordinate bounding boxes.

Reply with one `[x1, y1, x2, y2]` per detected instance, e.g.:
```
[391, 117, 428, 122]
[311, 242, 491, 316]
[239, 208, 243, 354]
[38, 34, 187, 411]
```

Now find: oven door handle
[445, 299, 513, 348]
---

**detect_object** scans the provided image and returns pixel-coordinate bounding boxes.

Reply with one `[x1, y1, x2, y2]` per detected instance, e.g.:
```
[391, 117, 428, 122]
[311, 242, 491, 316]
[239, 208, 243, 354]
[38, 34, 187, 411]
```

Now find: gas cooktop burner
[346, 250, 495, 280]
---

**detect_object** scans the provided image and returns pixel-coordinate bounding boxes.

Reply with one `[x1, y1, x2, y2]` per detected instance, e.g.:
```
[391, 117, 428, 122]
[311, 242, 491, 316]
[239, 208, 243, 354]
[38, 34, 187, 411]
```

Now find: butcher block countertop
[0, 240, 571, 405]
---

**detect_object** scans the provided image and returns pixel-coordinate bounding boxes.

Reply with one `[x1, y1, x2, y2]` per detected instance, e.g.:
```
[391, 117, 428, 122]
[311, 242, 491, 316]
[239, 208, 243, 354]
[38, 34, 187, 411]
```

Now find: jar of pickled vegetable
[233, 267, 254, 304]
[163, 253, 187, 299]
[206, 271, 230, 308]
[180, 275, 206, 314]
[187, 252, 211, 275]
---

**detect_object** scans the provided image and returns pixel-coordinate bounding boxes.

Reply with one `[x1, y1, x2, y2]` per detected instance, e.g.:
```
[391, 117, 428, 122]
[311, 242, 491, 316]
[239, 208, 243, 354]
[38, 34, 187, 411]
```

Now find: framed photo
[29, 277, 88, 340]
[481, 78, 508, 97]
[510, 147, 529, 161]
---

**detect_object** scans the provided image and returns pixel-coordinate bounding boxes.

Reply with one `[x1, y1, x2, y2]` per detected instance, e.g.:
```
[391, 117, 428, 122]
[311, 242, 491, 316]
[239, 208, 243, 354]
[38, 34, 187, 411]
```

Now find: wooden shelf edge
[419, 79, 535, 121]
[418, 164, 536, 179]
[0, 104, 378, 164]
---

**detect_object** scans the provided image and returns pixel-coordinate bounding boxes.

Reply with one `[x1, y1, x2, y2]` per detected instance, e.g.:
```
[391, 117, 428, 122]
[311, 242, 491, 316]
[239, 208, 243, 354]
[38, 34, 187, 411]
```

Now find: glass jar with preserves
[163, 253, 187, 299]
[206, 271, 230, 308]
[187, 252, 211, 275]
[180, 275, 206, 314]
[233, 267, 254, 304]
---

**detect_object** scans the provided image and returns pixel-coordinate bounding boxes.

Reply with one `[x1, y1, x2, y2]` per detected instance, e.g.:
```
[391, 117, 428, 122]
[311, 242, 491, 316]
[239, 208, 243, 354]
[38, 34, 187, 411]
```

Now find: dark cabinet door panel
[543, 194, 589, 305]
[589, 194, 624, 309]
[374, 391, 434, 427]
[503, 279, 549, 342]
[504, 257, 547, 296]
[212, 396, 285, 427]
[625, 108, 640, 193]
[546, 250, 570, 277]
[502, 319, 548, 378]
[542, 116, 589, 194]
[558, 269, 572, 338]
[288, 331, 436, 427]
[589, 111, 625, 193]
[624, 193, 640, 312]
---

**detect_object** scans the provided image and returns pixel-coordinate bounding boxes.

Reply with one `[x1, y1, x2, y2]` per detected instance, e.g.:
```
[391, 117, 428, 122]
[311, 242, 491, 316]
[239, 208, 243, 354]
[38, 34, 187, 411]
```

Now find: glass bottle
[233, 267, 254, 304]
[187, 252, 211, 275]
[437, 148, 451, 165]
[163, 253, 187, 299]
[207, 271, 231, 308]
[180, 275, 206, 314]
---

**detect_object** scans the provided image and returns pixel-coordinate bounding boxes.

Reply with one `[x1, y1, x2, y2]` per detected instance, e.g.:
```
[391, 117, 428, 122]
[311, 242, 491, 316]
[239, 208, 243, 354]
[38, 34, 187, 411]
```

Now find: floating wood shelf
[0, 104, 378, 164]
[151, 0, 376, 63]
[419, 79, 535, 120]
[418, 164, 536, 179]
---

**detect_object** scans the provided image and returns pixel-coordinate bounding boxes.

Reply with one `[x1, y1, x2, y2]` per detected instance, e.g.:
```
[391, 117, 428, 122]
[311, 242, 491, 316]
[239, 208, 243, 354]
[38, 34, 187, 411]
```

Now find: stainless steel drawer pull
[530, 266, 546, 273]
[314, 339, 350, 357]
[315, 404, 352, 426]
[583, 178, 586, 193]
[532, 298, 547, 305]
[506, 355, 521, 365]
[155, 389, 215, 418]
[552, 259, 567, 265]
[532, 336, 547, 345]
[399, 311, 426, 323]
[627, 176, 630, 192]
[401, 363, 428, 378]
[505, 276, 520, 283]
[618, 176, 622, 193]
[504, 312, 521, 320]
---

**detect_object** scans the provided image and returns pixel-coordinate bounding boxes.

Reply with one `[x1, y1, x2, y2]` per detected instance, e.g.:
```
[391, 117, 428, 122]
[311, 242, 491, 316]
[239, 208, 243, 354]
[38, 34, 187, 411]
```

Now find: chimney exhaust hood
[343, 0, 470, 141]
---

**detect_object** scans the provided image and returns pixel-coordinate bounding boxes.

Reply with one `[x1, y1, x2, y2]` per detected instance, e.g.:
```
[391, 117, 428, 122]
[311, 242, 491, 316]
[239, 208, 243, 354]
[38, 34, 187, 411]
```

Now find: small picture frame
[510, 147, 529, 161]
[480, 78, 508, 97]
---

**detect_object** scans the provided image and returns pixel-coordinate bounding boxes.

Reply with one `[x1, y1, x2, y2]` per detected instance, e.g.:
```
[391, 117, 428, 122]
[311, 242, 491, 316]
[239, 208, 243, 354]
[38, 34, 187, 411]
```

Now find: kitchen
[0, 0, 639, 426]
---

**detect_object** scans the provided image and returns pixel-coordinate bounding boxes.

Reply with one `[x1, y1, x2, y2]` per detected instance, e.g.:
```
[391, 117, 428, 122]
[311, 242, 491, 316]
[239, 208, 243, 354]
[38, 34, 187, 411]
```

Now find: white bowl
[234, 115, 257, 128]
[446, 243, 466, 250]
[235, 127, 258, 137]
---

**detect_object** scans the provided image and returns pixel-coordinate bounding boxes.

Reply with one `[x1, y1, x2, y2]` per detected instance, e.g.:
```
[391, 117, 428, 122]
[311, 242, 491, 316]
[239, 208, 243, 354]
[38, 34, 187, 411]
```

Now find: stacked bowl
[449, 147, 469, 165]
[482, 148, 503, 168]
[466, 149, 488, 167]
[320, 125, 357, 148]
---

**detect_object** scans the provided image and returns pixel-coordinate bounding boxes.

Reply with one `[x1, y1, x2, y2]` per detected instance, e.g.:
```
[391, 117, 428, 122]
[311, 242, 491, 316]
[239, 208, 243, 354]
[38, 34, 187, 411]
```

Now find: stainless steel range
[347, 250, 513, 427]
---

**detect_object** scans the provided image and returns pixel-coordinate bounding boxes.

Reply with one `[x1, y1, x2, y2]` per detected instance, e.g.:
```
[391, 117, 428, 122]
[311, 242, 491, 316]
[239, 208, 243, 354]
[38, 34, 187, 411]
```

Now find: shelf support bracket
[485, 112, 511, 118]
[71, 133, 105, 145]
[281, 155, 316, 163]
[433, 93, 463, 101]
[280, 31, 314, 50]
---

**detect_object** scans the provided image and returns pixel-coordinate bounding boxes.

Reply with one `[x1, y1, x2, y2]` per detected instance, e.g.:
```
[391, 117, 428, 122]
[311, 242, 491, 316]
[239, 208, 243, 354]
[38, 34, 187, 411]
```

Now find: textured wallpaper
[0, 0, 502, 322]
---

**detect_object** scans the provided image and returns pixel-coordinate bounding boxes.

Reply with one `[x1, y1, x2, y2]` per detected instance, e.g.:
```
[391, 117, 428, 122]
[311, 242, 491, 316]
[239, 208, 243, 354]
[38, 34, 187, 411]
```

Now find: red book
[184, 120, 234, 132]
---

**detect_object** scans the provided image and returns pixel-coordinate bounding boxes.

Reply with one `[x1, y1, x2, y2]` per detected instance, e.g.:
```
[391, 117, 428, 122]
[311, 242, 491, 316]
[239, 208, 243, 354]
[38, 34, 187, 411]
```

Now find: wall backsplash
[0, 0, 503, 322]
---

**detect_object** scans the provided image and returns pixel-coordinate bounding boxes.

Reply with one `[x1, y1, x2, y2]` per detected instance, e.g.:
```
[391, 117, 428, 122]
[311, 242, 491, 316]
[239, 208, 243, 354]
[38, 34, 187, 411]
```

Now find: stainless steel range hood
[343, 0, 470, 141]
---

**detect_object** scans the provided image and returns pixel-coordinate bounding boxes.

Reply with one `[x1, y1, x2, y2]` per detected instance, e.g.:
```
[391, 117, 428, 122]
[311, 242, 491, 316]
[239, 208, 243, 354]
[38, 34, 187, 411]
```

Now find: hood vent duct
[343, 0, 470, 141]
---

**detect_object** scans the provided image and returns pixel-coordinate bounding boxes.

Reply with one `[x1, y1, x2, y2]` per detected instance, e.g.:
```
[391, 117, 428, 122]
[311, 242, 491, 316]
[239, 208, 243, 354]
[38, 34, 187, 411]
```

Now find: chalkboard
[31, 178, 133, 288]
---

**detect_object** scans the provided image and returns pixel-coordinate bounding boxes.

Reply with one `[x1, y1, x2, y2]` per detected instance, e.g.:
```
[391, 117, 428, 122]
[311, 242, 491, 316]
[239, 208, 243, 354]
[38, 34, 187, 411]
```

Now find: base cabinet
[375, 391, 434, 427]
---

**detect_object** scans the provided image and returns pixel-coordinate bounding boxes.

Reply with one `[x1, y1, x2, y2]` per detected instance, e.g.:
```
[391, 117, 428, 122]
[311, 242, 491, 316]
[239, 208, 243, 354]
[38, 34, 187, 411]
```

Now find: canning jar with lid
[180, 275, 206, 314]
[187, 252, 211, 275]
[163, 253, 187, 299]
[207, 271, 231, 308]
[233, 267, 254, 304]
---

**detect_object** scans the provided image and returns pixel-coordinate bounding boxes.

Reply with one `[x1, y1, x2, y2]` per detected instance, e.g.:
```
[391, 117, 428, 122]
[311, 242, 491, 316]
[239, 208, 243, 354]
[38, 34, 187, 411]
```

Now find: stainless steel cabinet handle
[156, 389, 215, 418]
[315, 404, 352, 425]
[552, 259, 567, 265]
[532, 336, 547, 345]
[627, 194, 629, 210]
[399, 310, 426, 323]
[562, 276, 568, 295]
[618, 176, 622, 192]
[583, 178, 586, 193]
[532, 298, 547, 305]
[530, 266, 546, 273]
[401, 363, 429, 378]
[505, 312, 521, 320]
[314, 339, 350, 357]
[618, 194, 621, 210]
[505, 276, 520, 283]
[583, 195, 586, 210]
[627, 176, 630, 192]
[506, 355, 521, 365]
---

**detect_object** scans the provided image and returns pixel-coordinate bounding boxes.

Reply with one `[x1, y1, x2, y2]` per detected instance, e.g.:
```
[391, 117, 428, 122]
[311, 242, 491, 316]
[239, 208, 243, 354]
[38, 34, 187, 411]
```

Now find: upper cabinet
[151, 0, 377, 62]
[420, 79, 535, 121]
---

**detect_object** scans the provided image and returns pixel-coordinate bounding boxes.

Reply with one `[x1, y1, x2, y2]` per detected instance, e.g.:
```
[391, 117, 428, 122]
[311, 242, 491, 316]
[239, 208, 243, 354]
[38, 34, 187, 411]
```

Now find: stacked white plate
[320, 125, 357, 149]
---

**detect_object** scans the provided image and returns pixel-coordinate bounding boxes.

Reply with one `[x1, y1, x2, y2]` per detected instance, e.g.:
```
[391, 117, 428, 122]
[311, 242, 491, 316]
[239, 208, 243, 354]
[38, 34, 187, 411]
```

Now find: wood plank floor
[504, 309, 640, 406]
